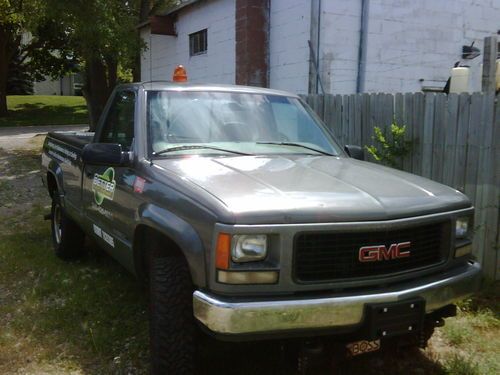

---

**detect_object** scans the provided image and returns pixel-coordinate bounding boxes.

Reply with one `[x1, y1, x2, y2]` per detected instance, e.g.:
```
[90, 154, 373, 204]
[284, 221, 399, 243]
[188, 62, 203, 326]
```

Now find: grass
[0, 215, 150, 374]
[438, 285, 500, 375]
[0, 95, 88, 127]
[0, 142, 498, 374]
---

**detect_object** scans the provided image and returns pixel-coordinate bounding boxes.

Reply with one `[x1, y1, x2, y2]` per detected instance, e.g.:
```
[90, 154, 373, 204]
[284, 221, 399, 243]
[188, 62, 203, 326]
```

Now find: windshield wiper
[256, 142, 335, 156]
[152, 145, 252, 156]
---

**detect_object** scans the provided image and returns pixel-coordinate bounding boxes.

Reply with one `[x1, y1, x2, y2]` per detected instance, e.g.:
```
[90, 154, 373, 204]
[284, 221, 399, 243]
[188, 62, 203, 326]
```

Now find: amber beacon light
[172, 65, 188, 82]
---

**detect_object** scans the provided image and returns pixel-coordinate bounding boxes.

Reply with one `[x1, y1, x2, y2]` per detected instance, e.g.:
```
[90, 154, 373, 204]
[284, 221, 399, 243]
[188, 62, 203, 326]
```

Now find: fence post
[481, 35, 498, 94]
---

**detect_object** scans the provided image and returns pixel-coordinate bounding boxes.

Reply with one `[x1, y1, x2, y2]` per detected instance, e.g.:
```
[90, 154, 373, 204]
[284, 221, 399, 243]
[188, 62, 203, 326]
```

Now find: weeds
[443, 354, 480, 375]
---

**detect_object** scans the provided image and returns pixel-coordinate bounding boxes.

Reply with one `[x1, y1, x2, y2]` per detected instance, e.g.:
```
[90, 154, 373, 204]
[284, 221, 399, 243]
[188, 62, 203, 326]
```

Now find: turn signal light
[216, 233, 231, 270]
[217, 270, 279, 285]
[173, 65, 188, 82]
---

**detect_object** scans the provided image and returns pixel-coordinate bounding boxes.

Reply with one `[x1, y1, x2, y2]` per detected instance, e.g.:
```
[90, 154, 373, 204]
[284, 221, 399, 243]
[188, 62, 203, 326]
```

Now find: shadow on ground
[0, 102, 88, 127]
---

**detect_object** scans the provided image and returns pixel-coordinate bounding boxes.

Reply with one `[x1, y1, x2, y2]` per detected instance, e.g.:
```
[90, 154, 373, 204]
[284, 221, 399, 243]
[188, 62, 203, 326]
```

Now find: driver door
[82, 89, 138, 266]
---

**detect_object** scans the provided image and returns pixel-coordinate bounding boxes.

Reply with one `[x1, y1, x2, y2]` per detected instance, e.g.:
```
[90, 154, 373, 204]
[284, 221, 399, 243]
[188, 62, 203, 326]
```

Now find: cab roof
[121, 81, 300, 98]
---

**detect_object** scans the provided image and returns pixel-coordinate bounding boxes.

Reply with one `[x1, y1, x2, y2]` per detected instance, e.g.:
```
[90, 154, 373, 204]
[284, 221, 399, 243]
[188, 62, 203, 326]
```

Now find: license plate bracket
[365, 297, 425, 340]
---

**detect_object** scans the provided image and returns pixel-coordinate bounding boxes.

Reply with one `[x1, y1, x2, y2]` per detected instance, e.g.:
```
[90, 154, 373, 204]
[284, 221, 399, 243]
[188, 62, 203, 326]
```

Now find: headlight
[231, 234, 267, 262]
[455, 217, 471, 239]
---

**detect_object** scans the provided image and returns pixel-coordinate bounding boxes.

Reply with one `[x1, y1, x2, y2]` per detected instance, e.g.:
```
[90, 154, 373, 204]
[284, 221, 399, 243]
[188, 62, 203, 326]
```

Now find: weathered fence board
[304, 92, 500, 280]
[453, 93, 470, 191]
[422, 93, 435, 179]
[412, 93, 425, 176]
[443, 94, 459, 187]
[432, 94, 447, 182]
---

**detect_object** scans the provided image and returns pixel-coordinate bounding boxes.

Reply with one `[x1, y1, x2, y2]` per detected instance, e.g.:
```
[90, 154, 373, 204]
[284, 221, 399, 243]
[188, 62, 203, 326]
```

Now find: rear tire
[149, 253, 196, 375]
[50, 193, 85, 260]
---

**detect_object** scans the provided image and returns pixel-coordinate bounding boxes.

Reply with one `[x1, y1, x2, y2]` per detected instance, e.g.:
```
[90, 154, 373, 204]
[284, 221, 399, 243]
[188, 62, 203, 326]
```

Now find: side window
[100, 90, 135, 151]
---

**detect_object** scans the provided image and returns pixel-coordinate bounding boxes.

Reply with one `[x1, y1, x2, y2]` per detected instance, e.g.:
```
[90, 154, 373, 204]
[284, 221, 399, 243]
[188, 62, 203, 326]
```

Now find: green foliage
[443, 355, 480, 375]
[365, 122, 412, 169]
[0, 0, 41, 28]
[443, 319, 474, 345]
[7, 45, 33, 95]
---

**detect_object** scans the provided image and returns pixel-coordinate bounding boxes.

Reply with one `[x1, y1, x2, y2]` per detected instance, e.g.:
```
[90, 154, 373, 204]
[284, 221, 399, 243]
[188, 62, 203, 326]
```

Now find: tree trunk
[0, 26, 10, 117]
[0, 26, 21, 117]
[82, 57, 114, 131]
[106, 57, 118, 89]
[132, 50, 141, 83]
[133, 0, 155, 82]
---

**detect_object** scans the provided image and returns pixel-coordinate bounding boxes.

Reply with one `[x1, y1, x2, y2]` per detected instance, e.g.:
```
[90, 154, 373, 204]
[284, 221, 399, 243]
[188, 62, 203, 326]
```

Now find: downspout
[308, 0, 324, 94]
[149, 31, 153, 81]
[315, 0, 321, 94]
[356, 0, 369, 93]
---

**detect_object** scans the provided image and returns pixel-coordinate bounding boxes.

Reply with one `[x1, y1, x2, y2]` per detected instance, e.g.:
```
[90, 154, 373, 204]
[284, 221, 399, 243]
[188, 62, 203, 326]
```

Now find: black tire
[50, 193, 85, 260]
[149, 253, 196, 375]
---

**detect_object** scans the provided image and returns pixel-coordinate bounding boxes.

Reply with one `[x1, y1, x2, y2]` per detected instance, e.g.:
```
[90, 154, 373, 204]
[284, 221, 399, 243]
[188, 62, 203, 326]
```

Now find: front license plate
[346, 339, 381, 357]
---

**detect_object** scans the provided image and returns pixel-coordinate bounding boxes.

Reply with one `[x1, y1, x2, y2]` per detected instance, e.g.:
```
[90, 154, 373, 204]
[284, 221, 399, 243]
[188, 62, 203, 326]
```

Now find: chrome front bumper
[193, 262, 481, 336]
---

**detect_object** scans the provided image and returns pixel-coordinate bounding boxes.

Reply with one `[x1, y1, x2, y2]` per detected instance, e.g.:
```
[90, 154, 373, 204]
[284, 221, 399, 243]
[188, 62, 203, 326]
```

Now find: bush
[365, 123, 412, 169]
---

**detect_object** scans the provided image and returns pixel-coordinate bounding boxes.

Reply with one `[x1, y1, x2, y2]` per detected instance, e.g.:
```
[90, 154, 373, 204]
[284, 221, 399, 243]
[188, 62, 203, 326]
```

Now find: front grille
[294, 222, 448, 282]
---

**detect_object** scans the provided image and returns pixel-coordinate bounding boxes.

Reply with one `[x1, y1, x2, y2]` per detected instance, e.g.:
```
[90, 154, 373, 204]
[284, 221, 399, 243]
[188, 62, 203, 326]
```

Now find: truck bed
[47, 130, 95, 150]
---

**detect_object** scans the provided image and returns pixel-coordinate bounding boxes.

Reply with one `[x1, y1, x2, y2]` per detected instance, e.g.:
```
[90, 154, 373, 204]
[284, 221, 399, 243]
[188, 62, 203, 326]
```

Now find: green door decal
[92, 167, 116, 205]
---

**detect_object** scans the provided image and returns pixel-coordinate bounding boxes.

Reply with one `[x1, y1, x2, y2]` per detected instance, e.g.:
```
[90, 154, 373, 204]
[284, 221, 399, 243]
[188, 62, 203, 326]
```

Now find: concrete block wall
[318, 0, 500, 94]
[140, 0, 235, 84]
[319, 0, 363, 94]
[269, 0, 311, 94]
[140, 0, 500, 94]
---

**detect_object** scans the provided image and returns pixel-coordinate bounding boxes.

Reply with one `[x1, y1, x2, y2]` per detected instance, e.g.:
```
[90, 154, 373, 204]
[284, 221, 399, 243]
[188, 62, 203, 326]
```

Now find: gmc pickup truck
[41, 81, 481, 374]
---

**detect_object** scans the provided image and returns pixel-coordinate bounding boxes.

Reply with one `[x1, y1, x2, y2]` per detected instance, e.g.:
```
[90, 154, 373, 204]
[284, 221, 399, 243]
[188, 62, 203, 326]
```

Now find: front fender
[136, 204, 206, 287]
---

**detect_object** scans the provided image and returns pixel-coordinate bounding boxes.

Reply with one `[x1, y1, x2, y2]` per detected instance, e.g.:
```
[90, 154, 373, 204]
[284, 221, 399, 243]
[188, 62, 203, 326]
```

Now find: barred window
[189, 29, 207, 56]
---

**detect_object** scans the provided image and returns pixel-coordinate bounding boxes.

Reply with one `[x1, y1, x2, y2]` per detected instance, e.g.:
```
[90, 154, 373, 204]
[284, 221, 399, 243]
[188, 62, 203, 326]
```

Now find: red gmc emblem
[358, 241, 411, 262]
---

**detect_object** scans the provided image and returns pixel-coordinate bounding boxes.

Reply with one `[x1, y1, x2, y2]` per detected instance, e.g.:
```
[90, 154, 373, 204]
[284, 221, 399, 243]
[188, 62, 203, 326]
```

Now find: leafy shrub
[365, 123, 412, 169]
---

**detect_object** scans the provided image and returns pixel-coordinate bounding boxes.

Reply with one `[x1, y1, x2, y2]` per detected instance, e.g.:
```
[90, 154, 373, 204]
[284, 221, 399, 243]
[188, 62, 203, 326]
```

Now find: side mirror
[344, 145, 365, 161]
[82, 143, 129, 166]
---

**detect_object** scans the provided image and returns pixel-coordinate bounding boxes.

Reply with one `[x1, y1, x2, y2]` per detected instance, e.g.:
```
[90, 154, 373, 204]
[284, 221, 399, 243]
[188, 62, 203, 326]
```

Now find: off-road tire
[50, 193, 85, 260]
[149, 254, 196, 375]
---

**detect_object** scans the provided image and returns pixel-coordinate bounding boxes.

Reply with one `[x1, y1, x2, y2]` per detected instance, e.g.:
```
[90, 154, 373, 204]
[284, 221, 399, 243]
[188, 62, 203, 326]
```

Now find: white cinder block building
[139, 0, 500, 94]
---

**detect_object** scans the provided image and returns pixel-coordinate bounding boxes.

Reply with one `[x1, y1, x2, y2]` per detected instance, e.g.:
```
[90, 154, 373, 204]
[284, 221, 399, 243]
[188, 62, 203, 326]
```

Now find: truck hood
[155, 155, 470, 224]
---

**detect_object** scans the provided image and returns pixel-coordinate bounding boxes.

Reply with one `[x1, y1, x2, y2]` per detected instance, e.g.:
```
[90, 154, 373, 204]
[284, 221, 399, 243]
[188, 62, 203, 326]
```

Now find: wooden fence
[303, 92, 499, 280]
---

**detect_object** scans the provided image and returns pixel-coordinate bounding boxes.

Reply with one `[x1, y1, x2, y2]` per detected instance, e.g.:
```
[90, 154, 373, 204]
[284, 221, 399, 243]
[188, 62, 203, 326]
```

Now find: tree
[7, 44, 33, 94]
[0, 0, 67, 114]
[38, 0, 176, 130]
[1, 0, 177, 127]
[0, 0, 40, 115]
[35, 0, 140, 130]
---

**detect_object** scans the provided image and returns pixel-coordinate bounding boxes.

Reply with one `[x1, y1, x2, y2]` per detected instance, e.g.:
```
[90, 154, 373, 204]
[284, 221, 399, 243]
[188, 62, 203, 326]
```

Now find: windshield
[147, 90, 341, 156]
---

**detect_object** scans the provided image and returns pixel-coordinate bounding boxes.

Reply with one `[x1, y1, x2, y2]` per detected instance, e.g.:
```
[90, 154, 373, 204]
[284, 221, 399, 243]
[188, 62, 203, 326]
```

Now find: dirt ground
[0, 130, 497, 375]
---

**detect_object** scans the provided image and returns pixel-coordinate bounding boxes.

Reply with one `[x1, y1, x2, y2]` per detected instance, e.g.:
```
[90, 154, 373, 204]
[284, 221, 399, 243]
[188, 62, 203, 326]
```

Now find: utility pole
[481, 35, 498, 94]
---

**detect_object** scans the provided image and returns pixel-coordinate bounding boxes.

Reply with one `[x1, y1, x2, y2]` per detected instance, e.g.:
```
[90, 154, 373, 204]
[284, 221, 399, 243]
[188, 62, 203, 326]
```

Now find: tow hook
[44, 213, 52, 221]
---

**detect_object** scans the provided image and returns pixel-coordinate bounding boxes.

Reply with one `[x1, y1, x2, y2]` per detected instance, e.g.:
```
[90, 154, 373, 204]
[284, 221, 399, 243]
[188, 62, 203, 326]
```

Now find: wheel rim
[53, 205, 62, 245]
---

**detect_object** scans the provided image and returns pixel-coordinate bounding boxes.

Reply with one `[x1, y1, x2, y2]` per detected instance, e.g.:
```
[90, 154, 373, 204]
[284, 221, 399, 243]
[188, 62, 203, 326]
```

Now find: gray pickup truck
[42, 82, 481, 374]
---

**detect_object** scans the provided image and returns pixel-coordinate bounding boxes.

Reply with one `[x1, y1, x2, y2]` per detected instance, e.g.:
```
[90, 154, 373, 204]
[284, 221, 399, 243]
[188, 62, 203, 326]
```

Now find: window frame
[189, 29, 208, 56]
[98, 89, 137, 151]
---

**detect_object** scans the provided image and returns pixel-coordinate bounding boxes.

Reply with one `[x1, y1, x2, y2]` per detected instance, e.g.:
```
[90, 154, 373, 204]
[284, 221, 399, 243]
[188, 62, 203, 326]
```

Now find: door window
[100, 90, 135, 151]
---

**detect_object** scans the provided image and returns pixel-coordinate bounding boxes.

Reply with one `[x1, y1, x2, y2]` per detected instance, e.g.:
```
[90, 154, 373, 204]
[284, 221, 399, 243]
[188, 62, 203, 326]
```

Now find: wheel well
[47, 172, 58, 198]
[133, 225, 184, 282]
